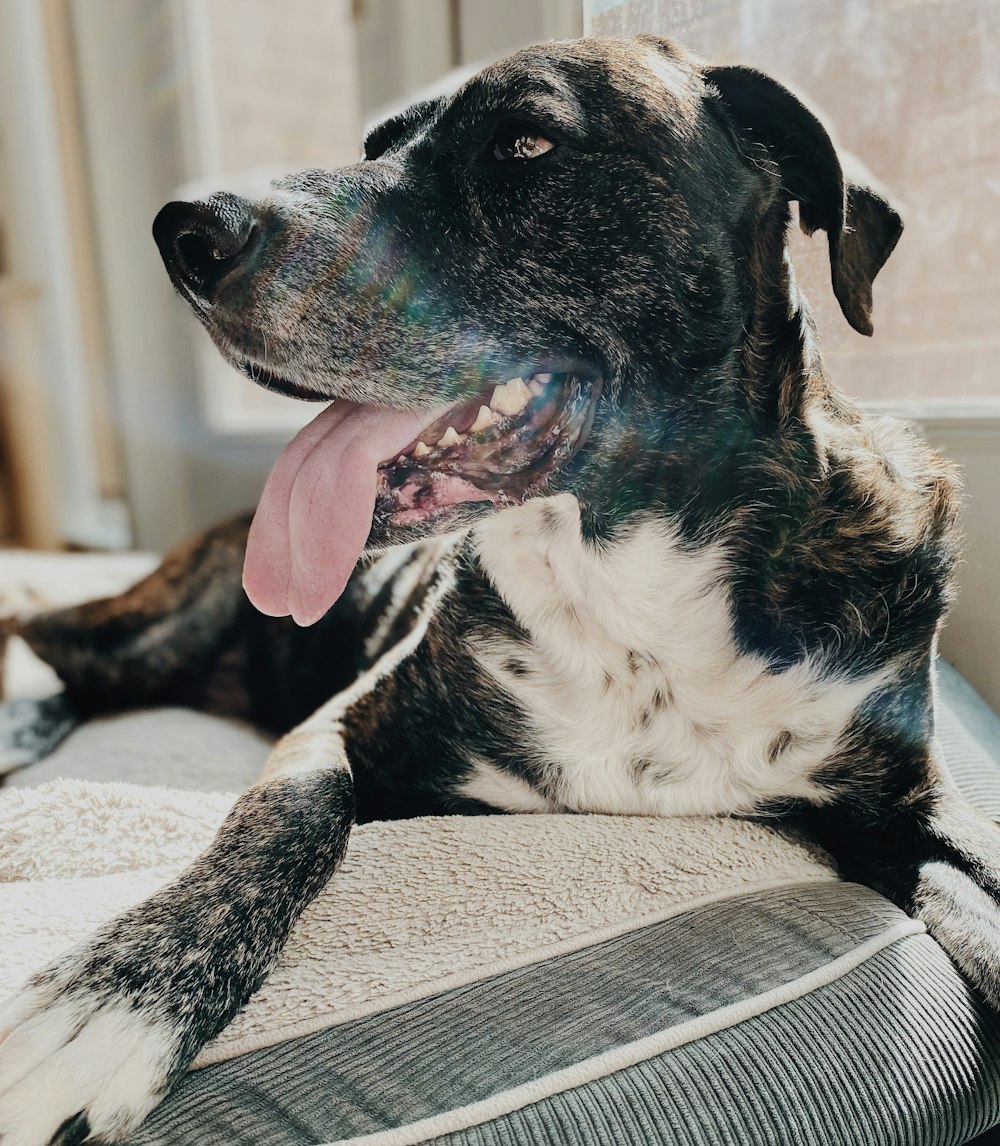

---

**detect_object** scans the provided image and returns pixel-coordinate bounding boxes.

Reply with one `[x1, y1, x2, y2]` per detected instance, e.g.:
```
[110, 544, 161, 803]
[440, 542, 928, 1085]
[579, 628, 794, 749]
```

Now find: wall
[0, 0, 130, 549]
[355, 0, 583, 118]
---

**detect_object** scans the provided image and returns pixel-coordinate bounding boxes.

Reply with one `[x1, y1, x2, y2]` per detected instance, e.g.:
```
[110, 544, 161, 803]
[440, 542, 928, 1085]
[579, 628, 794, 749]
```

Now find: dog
[0, 33, 994, 1145]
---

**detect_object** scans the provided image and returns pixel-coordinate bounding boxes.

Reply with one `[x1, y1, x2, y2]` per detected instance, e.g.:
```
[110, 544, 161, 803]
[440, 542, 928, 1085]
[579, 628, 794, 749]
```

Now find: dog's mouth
[376, 370, 599, 526]
[242, 367, 601, 627]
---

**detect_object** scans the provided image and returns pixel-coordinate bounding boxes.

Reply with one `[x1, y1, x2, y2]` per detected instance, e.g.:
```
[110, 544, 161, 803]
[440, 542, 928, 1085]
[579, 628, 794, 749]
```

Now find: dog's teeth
[528, 379, 545, 397]
[439, 426, 463, 446]
[489, 379, 521, 416]
[510, 378, 532, 407]
[470, 405, 497, 434]
[413, 441, 431, 458]
[533, 372, 553, 385]
[490, 378, 532, 416]
[396, 455, 407, 465]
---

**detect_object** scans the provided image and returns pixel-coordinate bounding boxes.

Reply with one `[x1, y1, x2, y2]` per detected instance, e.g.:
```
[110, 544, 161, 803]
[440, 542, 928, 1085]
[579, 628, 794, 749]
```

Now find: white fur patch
[0, 982, 178, 1145]
[461, 758, 556, 813]
[469, 495, 892, 817]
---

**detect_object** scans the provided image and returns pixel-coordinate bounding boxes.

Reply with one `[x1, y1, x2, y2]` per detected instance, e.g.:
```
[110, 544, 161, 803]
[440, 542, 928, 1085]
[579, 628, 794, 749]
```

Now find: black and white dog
[0, 34, 994, 1146]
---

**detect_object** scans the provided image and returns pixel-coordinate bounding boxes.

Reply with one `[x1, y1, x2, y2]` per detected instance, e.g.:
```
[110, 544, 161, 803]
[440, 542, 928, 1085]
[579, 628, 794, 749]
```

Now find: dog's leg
[0, 713, 355, 1146]
[15, 514, 253, 709]
[0, 515, 252, 773]
[803, 742, 1000, 1009]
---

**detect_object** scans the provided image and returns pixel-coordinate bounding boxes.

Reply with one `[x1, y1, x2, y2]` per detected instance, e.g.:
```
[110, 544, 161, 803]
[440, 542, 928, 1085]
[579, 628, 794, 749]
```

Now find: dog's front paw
[0, 970, 180, 1146]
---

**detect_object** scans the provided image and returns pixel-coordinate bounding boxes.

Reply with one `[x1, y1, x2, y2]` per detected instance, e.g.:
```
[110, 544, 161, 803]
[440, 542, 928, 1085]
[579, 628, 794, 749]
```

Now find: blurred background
[0, 0, 997, 703]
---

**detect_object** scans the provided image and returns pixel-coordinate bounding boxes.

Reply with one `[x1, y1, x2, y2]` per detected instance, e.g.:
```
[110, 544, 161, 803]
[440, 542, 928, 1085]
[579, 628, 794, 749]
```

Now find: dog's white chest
[466, 495, 889, 817]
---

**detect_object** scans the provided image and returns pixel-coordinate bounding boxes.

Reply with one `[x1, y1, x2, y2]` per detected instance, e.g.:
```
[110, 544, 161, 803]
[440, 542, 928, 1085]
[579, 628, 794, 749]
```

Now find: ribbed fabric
[433, 936, 1000, 1146]
[123, 883, 992, 1146]
[937, 660, 1000, 818]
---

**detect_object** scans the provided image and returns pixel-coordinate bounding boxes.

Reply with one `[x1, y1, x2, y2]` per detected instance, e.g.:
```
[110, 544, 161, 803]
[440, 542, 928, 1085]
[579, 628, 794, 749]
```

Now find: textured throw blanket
[0, 780, 837, 1067]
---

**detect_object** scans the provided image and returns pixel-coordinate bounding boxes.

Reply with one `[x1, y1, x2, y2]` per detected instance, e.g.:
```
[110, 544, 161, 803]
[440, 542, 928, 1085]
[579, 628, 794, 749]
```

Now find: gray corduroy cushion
[126, 883, 1000, 1146]
[936, 660, 1000, 816]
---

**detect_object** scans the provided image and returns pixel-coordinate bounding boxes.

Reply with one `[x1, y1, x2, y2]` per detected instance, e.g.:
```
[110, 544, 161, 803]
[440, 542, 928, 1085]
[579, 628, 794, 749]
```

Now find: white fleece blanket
[0, 780, 838, 1067]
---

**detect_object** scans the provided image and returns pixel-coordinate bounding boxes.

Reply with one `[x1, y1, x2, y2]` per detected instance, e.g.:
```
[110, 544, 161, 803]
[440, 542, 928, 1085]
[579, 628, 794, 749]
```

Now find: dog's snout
[152, 194, 256, 303]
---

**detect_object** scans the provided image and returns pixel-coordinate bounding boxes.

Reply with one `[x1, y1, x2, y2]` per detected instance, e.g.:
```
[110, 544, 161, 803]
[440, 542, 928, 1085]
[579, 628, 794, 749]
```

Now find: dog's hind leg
[0, 695, 79, 776]
[15, 513, 254, 709]
[0, 514, 254, 772]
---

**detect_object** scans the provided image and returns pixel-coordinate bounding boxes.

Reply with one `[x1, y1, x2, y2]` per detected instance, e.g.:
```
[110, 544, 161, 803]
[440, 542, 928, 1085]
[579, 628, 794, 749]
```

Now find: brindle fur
[0, 35, 994, 1146]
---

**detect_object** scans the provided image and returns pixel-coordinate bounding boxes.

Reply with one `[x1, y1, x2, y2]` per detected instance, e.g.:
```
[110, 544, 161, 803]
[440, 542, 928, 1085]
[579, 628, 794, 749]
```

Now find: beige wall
[355, 0, 583, 119]
[203, 0, 362, 172]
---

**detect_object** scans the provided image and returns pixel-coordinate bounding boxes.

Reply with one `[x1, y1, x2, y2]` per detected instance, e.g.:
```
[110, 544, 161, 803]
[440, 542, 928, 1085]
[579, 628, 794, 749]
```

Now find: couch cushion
[124, 881, 1000, 1146]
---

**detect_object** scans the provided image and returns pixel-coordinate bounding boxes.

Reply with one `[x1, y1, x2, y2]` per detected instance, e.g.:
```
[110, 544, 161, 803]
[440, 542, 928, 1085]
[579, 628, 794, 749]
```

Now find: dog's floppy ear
[706, 65, 902, 336]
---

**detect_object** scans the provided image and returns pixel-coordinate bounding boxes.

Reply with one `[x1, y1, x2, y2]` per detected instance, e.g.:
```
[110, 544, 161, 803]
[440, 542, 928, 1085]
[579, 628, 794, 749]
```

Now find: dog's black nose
[152, 194, 256, 303]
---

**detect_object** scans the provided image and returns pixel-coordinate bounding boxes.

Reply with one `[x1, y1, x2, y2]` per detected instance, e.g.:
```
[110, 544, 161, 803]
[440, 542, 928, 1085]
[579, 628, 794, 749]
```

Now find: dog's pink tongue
[243, 400, 427, 626]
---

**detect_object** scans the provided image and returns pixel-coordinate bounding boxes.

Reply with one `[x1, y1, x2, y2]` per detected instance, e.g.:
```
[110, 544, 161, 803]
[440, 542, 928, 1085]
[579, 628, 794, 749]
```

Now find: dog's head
[154, 36, 901, 625]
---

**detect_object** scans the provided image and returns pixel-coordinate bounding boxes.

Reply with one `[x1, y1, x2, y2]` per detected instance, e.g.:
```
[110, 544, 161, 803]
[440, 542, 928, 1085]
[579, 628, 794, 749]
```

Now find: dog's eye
[491, 121, 555, 161]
